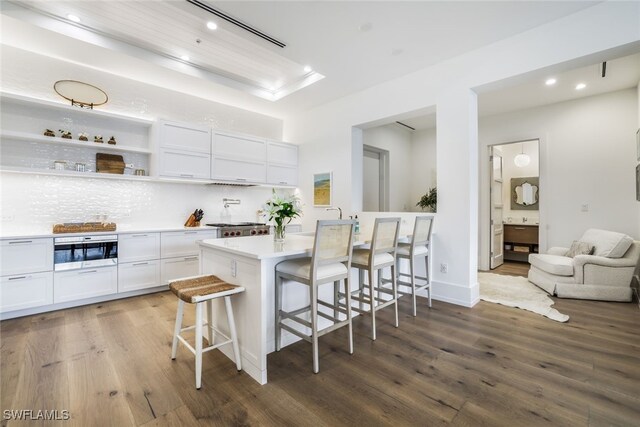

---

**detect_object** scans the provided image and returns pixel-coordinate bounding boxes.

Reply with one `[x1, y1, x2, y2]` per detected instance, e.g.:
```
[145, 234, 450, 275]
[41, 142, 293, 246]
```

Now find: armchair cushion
[547, 247, 569, 256]
[580, 229, 633, 258]
[528, 254, 574, 276]
[566, 241, 595, 258]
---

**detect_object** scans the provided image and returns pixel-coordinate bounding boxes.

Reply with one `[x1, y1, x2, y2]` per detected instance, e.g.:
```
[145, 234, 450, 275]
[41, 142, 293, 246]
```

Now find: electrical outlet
[581, 204, 589, 212]
[440, 263, 448, 274]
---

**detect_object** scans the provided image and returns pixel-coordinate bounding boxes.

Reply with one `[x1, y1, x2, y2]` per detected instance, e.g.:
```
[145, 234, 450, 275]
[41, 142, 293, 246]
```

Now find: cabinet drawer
[161, 257, 200, 285]
[161, 231, 217, 258]
[0, 272, 53, 313]
[267, 164, 298, 186]
[159, 121, 211, 154]
[267, 141, 297, 166]
[211, 157, 266, 183]
[213, 132, 266, 162]
[118, 260, 161, 292]
[504, 225, 539, 245]
[54, 267, 117, 303]
[1, 238, 53, 276]
[118, 233, 160, 263]
[158, 149, 211, 179]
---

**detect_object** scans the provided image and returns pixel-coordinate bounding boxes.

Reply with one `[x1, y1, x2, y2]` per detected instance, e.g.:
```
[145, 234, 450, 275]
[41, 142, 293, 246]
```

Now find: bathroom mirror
[511, 177, 539, 210]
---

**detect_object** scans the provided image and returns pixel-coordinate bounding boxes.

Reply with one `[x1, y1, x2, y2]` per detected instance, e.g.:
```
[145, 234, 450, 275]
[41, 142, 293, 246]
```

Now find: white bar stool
[396, 216, 434, 316]
[169, 274, 245, 389]
[275, 219, 356, 374]
[348, 217, 401, 341]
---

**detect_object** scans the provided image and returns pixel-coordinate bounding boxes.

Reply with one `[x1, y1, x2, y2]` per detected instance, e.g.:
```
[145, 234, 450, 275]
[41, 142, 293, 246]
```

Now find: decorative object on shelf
[59, 129, 72, 139]
[78, 132, 89, 141]
[134, 168, 146, 176]
[53, 160, 67, 171]
[53, 222, 117, 234]
[108, 136, 117, 145]
[185, 209, 204, 227]
[75, 162, 86, 172]
[313, 172, 332, 207]
[94, 135, 104, 143]
[417, 187, 437, 212]
[264, 189, 302, 242]
[44, 129, 56, 137]
[96, 153, 125, 174]
[53, 80, 108, 109]
[511, 177, 539, 210]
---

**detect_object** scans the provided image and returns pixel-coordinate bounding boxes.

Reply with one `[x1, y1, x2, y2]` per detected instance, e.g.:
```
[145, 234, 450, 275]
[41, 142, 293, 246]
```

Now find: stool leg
[311, 282, 320, 373]
[224, 296, 242, 372]
[425, 254, 432, 308]
[275, 273, 282, 352]
[171, 300, 185, 360]
[368, 268, 376, 341]
[344, 278, 354, 355]
[333, 280, 339, 320]
[410, 256, 417, 316]
[206, 300, 214, 345]
[195, 302, 203, 389]
[358, 269, 365, 311]
[391, 264, 399, 327]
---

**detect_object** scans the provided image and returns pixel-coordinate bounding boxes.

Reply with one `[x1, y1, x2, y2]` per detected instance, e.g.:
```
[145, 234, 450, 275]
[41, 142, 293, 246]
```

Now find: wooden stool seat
[170, 274, 241, 303]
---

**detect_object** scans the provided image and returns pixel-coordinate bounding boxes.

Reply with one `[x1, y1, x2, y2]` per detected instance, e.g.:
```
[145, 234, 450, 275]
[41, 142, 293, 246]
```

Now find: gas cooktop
[206, 222, 266, 227]
[206, 222, 270, 237]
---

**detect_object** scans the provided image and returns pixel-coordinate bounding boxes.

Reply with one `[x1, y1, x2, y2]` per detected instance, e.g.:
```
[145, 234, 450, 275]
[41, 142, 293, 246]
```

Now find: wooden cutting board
[96, 153, 125, 174]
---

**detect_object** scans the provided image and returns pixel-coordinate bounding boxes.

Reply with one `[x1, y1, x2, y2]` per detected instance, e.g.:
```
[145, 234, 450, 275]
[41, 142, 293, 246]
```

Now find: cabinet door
[211, 157, 266, 183]
[158, 149, 211, 179]
[118, 233, 160, 263]
[159, 120, 211, 154]
[0, 272, 53, 313]
[213, 132, 266, 162]
[267, 141, 298, 166]
[161, 231, 217, 258]
[267, 164, 298, 186]
[118, 260, 162, 292]
[1, 238, 53, 276]
[54, 267, 117, 303]
[161, 257, 200, 285]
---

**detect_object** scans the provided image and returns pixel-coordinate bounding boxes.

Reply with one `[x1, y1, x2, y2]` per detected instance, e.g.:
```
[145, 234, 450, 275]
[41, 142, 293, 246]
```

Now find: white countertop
[0, 224, 220, 240]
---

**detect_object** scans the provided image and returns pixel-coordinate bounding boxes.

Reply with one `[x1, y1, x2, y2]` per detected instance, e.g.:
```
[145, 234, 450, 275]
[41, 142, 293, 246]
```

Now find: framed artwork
[313, 172, 332, 206]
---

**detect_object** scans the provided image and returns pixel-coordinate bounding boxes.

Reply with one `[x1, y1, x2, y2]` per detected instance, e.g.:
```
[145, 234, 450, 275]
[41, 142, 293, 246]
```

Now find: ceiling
[0, 1, 600, 117]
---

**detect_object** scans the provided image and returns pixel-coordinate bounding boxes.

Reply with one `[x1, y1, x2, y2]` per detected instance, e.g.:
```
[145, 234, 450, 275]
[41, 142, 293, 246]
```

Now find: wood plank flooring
[488, 261, 530, 277]
[1, 291, 639, 426]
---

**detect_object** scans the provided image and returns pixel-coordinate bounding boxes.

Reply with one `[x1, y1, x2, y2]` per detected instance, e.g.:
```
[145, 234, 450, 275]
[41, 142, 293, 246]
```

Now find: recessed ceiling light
[180, 55, 190, 61]
[545, 78, 557, 86]
[206, 21, 218, 30]
[67, 14, 81, 23]
[303, 65, 312, 73]
[575, 83, 586, 90]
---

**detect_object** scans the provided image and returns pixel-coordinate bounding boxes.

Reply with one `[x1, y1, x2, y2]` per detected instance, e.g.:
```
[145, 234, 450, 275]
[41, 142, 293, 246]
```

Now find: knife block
[184, 214, 200, 227]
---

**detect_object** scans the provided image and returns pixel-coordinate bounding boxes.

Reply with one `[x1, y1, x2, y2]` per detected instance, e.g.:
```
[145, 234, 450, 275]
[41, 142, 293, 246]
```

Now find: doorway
[489, 139, 540, 275]
[363, 145, 389, 212]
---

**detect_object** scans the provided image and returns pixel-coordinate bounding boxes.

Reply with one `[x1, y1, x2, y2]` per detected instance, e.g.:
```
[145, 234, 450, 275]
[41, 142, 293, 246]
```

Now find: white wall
[410, 128, 437, 211]
[499, 140, 539, 222]
[285, 2, 640, 307]
[478, 88, 639, 270]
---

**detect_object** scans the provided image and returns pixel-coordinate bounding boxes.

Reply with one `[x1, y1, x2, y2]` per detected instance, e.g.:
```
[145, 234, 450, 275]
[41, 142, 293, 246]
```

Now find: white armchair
[528, 229, 639, 302]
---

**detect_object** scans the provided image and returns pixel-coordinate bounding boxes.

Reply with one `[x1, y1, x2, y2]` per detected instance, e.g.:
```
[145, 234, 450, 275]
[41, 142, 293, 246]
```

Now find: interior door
[490, 147, 504, 269]
[363, 149, 381, 211]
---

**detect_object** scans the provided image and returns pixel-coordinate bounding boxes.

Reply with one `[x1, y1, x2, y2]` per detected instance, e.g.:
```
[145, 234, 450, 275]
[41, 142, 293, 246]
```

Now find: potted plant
[264, 189, 302, 242]
[417, 187, 437, 212]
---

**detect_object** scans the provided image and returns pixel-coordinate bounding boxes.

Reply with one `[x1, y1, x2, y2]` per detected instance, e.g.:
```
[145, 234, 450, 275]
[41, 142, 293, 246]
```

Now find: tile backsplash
[0, 173, 294, 233]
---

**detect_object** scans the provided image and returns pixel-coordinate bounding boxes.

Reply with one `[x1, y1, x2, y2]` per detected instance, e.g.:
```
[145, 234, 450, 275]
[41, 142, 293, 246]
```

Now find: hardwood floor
[2, 291, 639, 426]
[488, 260, 530, 277]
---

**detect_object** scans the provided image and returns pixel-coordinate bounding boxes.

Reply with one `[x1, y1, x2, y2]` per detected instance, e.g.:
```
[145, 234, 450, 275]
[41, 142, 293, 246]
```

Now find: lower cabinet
[54, 266, 117, 303]
[161, 256, 199, 284]
[0, 271, 53, 313]
[118, 260, 162, 292]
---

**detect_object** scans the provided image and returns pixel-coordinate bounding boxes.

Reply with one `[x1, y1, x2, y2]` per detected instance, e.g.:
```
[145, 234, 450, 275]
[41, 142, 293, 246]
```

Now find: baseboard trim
[428, 279, 480, 308]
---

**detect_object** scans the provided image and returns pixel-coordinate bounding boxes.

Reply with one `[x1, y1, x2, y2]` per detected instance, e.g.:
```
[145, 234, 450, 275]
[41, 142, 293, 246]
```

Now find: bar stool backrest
[371, 217, 401, 256]
[311, 219, 356, 279]
[411, 216, 434, 248]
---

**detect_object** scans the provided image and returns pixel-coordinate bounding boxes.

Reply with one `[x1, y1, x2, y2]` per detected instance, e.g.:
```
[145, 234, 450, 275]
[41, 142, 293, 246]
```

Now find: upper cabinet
[157, 120, 211, 154]
[266, 140, 298, 186]
[211, 131, 267, 184]
[154, 120, 211, 180]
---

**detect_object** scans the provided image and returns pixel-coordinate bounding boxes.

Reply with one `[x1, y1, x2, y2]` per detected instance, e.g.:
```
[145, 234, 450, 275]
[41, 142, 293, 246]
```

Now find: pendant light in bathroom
[514, 143, 530, 167]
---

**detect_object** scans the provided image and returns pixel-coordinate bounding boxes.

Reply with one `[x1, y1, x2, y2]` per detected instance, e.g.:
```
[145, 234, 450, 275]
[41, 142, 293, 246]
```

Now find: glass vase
[274, 224, 285, 242]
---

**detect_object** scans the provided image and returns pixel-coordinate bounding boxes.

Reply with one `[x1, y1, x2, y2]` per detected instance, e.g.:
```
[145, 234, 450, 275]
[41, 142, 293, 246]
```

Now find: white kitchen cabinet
[213, 132, 266, 162]
[267, 164, 298, 186]
[285, 224, 303, 233]
[54, 266, 117, 303]
[118, 233, 160, 263]
[0, 271, 53, 313]
[161, 256, 200, 285]
[267, 141, 298, 166]
[118, 260, 162, 292]
[158, 120, 211, 154]
[161, 230, 217, 258]
[0, 238, 53, 276]
[211, 157, 266, 184]
[158, 148, 211, 179]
